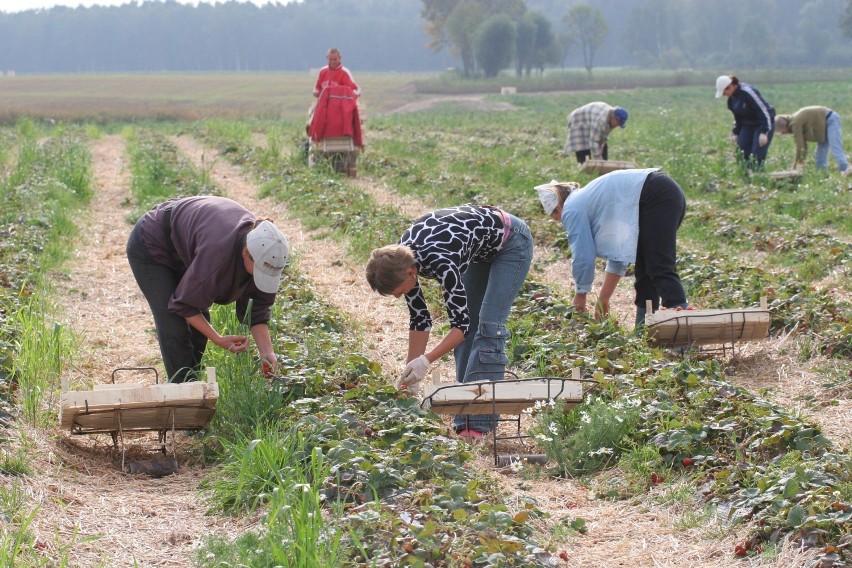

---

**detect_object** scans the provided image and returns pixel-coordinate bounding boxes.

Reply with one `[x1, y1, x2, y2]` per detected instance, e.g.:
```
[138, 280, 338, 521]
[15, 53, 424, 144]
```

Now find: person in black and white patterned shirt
[366, 204, 533, 437]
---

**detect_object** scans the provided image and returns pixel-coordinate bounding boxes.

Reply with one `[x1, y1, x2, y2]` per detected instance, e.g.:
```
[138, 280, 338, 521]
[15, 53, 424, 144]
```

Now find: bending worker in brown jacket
[126, 196, 289, 383]
[774, 106, 850, 175]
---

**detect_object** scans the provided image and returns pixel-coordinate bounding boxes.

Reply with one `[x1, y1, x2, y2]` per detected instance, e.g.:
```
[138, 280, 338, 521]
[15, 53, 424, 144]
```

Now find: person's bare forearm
[407, 327, 465, 364]
[251, 323, 277, 372]
[595, 271, 622, 318]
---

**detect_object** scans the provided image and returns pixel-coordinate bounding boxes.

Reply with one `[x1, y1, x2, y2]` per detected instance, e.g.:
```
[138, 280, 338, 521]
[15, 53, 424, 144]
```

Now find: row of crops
[185, 81, 849, 566]
[0, 80, 849, 566]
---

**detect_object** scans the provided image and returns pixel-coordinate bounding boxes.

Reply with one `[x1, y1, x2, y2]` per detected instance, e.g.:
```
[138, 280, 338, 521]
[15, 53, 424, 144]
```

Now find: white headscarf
[535, 180, 560, 215]
[535, 180, 580, 215]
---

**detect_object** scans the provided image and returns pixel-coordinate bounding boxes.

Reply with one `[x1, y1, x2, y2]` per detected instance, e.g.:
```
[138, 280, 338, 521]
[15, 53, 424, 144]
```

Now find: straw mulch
[21, 136, 258, 567]
[21, 131, 845, 567]
[172, 134, 850, 567]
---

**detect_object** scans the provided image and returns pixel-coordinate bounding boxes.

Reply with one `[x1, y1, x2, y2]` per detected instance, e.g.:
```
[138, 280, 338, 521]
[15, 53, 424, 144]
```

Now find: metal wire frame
[420, 371, 598, 466]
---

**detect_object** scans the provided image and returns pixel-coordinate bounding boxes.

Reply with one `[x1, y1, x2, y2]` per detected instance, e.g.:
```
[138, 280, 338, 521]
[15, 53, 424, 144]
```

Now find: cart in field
[420, 369, 595, 466]
[307, 84, 363, 177]
[60, 367, 219, 471]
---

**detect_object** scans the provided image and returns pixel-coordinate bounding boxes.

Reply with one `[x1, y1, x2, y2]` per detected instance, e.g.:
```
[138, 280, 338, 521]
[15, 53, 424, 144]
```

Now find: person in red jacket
[313, 48, 360, 98]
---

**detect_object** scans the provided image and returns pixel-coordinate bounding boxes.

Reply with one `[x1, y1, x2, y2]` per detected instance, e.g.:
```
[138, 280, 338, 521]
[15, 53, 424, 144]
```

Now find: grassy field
[3, 68, 852, 123]
[0, 72, 850, 566]
[0, 72, 432, 122]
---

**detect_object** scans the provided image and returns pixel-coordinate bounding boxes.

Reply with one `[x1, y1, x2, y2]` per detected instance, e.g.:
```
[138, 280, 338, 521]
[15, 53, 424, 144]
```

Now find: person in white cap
[715, 74, 776, 170]
[536, 169, 689, 327]
[126, 196, 289, 383]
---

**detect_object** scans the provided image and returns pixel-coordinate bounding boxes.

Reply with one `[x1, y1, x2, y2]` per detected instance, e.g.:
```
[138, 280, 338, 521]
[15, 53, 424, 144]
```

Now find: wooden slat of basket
[581, 159, 637, 175]
[421, 379, 584, 416]
[769, 169, 802, 180]
[70, 406, 215, 432]
[59, 372, 218, 430]
[320, 136, 355, 152]
[647, 308, 770, 346]
[92, 383, 145, 391]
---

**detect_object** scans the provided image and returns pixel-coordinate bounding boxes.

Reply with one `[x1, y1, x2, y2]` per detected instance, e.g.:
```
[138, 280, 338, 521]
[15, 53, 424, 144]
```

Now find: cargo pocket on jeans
[478, 350, 509, 365]
[477, 321, 510, 366]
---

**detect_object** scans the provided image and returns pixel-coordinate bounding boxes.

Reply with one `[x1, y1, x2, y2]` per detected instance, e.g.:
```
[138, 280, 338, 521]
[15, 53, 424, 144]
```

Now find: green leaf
[782, 478, 800, 500]
[786, 504, 806, 528]
[570, 517, 588, 534]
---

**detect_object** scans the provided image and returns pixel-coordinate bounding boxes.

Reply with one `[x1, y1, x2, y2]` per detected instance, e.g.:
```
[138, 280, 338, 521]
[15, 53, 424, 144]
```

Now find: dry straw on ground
[22, 125, 843, 566]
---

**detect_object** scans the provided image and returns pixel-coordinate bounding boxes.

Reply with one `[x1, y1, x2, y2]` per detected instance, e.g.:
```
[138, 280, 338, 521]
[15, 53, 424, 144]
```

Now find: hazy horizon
[1, 0, 278, 14]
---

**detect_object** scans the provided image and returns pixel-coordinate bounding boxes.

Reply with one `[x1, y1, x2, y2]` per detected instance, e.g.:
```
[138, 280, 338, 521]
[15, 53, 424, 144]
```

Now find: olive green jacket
[788, 106, 829, 164]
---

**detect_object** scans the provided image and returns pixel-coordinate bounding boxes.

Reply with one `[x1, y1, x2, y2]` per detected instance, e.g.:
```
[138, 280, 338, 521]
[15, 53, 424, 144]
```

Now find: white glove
[729, 134, 738, 144]
[758, 133, 768, 147]
[397, 377, 423, 396]
[395, 355, 429, 390]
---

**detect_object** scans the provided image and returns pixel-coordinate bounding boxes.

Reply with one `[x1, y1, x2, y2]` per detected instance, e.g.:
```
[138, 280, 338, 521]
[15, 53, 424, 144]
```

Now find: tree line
[1, 0, 852, 75]
[424, 0, 852, 77]
[0, 0, 454, 73]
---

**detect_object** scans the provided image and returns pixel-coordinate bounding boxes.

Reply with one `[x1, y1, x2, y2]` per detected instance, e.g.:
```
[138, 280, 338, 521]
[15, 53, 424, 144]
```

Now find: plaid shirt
[563, 102, 615, 157]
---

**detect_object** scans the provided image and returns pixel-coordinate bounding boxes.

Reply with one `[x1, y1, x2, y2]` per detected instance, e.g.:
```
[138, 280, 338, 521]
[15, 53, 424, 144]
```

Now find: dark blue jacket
[727, 83, 775, 135]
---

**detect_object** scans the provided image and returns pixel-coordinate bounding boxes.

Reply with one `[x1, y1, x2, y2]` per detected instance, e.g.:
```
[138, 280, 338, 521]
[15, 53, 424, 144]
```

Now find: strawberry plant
[184, 82, 852, 565]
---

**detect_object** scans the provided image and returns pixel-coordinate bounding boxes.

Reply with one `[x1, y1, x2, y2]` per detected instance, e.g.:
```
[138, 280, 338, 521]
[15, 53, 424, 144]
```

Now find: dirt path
[34, 135, 255, 567]
[58, 136, 159, 381]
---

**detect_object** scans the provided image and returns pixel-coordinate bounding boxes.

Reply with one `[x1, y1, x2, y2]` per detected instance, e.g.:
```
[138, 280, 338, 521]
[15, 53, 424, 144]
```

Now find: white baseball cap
[247, 220, 289, 293]
[715, 75, 733, 98]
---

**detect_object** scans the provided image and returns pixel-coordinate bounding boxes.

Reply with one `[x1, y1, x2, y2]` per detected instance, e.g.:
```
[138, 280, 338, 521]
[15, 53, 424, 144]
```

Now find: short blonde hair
[366, 245, 416, 295]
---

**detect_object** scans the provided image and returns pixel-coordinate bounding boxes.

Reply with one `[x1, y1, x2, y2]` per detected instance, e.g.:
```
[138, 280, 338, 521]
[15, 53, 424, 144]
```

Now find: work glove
[729, 134, 738, 145]
[396, 377, 423, 396]
[758, 133, 768, 147]
[395, 355, 429, 391]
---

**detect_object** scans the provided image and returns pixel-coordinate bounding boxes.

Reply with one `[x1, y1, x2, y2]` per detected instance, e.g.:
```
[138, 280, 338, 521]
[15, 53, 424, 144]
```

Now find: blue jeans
[451, 214, 533, 433]
[737, 120, 774, 169]
[815, 111, 849, 172]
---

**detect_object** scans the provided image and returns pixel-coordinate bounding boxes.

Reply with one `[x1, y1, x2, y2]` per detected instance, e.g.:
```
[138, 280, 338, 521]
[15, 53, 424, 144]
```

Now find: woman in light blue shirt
[536, 168, 688, 326]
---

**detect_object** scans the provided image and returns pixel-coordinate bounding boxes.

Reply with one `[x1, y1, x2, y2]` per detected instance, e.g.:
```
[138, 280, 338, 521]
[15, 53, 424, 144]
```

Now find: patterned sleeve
[403, 259, 471, 335]
[400, 205, 501, 337]
[433, 259, 470, 335]
[590, 107, 609, 155]
[404, 280, 432, 331]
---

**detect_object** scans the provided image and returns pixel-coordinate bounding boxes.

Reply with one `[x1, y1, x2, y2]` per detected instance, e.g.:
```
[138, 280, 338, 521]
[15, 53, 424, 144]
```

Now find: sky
[1, 0, 282, 13]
